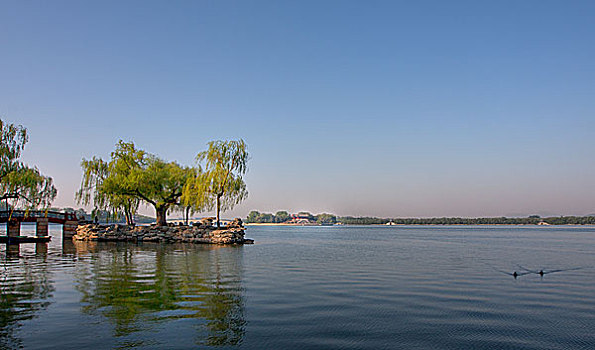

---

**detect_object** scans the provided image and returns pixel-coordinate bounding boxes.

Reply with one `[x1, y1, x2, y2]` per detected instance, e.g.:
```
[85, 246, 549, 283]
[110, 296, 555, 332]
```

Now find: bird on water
[485, 263, 531, 279]
[493, 268, 531, 279]
[518, 265, 584, 277]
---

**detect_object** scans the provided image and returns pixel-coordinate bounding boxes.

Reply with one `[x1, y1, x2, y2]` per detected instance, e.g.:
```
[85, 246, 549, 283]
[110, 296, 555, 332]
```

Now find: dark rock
[227, 218, 244, 228]
[200, 217, 215, 226]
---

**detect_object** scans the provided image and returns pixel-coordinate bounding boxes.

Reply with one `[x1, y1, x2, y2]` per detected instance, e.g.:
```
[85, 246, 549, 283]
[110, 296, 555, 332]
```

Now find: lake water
[1, 225, 594, 349]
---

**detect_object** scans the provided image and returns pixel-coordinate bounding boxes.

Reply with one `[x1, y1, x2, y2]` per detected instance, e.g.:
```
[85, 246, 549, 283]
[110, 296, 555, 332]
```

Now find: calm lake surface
[1, 225, 594, 349]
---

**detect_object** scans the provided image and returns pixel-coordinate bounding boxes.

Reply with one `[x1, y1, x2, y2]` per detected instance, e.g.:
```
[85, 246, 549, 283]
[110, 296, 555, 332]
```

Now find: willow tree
[191, 140, 249, 228]
[76, 154, 140, 225]
[0, 120, 57, 210]
[77, 140, 193, 226]
[117, 157, 193, 226]
[178, 165, 207, 225]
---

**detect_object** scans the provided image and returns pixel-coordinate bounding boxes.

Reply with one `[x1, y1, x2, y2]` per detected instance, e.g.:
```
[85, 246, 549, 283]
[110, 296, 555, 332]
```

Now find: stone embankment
[74, 218, 253, 244]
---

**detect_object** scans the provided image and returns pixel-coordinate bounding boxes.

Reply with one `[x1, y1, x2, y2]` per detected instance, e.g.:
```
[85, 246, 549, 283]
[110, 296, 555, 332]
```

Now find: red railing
[0, 210, 79, 222]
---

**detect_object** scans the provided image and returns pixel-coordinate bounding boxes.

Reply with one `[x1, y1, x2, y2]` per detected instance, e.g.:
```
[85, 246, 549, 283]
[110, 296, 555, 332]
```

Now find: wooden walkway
[1, 210, 79, 244]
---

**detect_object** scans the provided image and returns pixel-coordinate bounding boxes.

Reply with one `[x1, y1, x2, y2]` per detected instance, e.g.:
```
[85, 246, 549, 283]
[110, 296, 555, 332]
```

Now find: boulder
[227, 218, 244, 228]
[200, 217, 215, 226]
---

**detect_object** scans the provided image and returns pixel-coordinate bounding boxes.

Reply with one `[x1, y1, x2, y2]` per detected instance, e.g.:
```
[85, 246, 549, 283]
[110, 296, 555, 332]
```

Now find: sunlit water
[1, 224, 594, 349]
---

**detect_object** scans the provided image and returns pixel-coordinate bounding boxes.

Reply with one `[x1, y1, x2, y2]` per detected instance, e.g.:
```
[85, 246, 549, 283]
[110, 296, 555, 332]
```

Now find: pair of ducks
[507, 266, 582, 279]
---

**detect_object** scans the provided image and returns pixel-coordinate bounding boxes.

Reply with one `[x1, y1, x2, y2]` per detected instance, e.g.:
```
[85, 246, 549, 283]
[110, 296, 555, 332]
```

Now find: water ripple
[1, 225, 594, 349]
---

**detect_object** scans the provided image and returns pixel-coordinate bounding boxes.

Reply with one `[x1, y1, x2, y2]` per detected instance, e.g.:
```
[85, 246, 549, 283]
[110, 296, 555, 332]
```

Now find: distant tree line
[246, 210, 286, 223]
[337, 216, 388, 225]
[247, 211, 595, 225]
[246, 210, 337, 224]
[338, 215, 595, 225]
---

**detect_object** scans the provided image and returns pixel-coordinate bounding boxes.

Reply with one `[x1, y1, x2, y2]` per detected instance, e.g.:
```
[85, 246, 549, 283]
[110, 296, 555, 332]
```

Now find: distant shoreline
[245, 223, 595, 227]
[246, 223, 322, 226]
[246, 211, 595, 226]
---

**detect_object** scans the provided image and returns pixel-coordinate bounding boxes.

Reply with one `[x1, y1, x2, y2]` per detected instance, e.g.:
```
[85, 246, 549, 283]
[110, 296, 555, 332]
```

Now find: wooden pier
[0, 210, 79, 244]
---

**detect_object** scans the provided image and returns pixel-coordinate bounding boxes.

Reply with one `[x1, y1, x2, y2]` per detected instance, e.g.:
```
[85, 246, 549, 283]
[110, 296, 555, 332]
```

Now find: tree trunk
[155, 205, 168, 226]
[124, 207, 133, 226]
[216, 195, 221, 228]
[185, 206, 190, 225]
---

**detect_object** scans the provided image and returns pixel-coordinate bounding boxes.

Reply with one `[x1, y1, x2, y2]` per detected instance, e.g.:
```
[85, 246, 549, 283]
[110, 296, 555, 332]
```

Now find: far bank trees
[77, 139, 249, 226]
[246, 211, 337, 224]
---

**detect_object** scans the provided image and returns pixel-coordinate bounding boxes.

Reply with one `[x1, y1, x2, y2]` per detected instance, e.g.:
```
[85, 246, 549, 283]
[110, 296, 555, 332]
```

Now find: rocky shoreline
[73, 218, 253, 245]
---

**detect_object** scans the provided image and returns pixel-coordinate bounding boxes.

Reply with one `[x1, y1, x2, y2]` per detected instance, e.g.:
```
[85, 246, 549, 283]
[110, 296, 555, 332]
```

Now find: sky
[1, 0, 595, 218]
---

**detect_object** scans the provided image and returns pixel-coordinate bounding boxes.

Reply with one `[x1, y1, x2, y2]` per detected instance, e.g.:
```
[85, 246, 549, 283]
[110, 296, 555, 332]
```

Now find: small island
[72, 139, 254, 244]
[74, 217, 253, 244]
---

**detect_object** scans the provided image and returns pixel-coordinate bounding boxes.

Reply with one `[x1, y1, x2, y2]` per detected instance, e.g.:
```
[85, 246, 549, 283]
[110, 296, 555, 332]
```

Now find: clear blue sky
[2, 1, 594, 218]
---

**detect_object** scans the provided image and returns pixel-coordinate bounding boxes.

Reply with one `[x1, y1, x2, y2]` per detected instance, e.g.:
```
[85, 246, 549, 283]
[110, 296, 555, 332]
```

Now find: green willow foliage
[77, 140, 193, 226]
[78, 139, 249, 226]
[77, 142, 142, 225]
[0, 119, 57, 209]
[186, 140, 249, 228]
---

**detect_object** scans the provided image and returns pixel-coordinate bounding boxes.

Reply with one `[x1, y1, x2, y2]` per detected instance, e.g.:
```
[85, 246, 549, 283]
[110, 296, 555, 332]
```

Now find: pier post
[36, 218, 49, 237]
[7, 243, 20, 256]
[35, 242, 48, 255]
[62, 220, 78, 240]
[7, 219, 21, 237]
[62, 239, 76, 255]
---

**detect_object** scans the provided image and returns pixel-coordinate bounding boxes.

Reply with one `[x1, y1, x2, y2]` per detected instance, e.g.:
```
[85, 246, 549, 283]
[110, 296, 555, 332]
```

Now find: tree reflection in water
[0, 249, 54, 350]
[73, 241, 246, 347]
